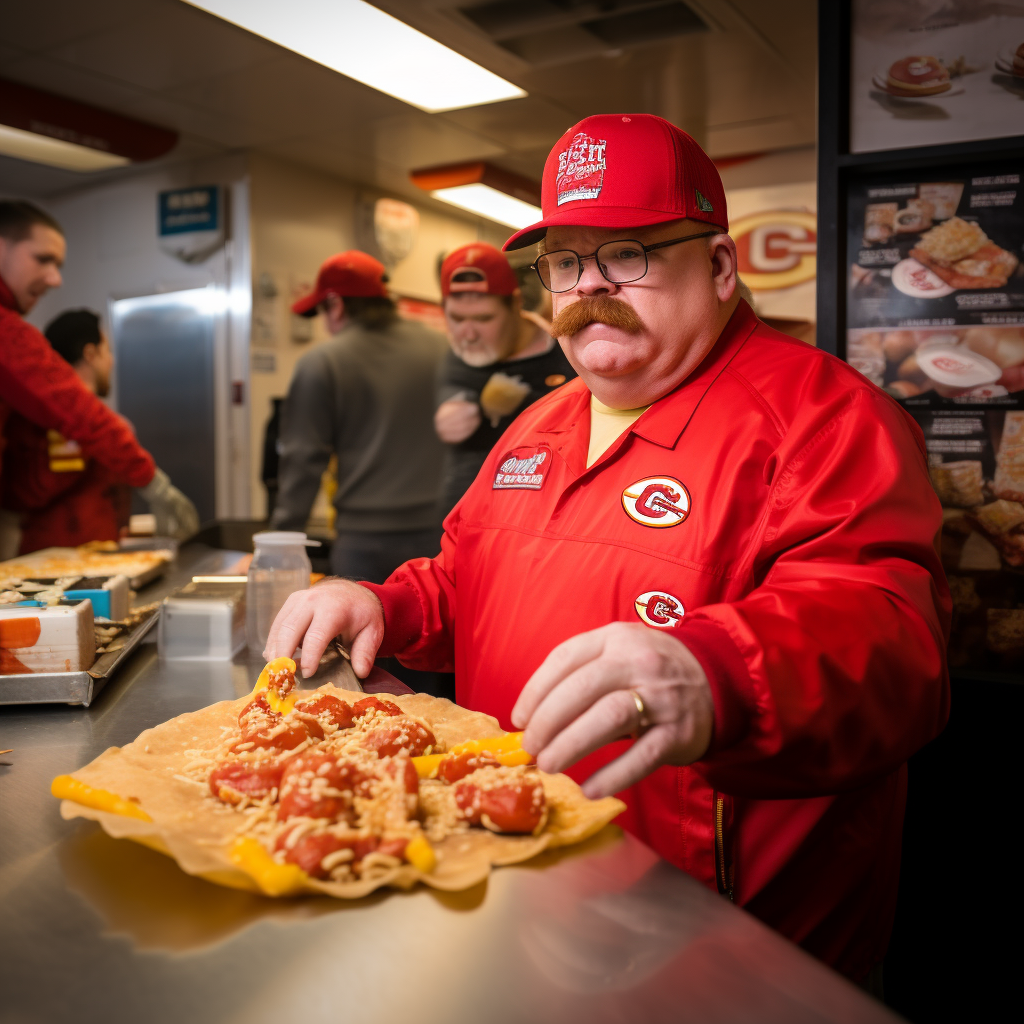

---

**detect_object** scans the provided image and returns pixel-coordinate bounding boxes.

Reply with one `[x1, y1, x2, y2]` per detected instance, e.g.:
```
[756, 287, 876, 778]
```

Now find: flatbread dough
[58, 686, 625, 898]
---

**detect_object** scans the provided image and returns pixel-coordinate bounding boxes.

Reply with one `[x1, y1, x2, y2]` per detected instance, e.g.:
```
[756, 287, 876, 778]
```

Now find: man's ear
[80, 341, 99, 365]
[708, 234, 738, 304]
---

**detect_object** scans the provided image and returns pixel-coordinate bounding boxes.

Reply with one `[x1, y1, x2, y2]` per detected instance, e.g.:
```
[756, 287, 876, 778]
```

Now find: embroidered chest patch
[493, 445, 553, 491]
[621, 476, 690, 528]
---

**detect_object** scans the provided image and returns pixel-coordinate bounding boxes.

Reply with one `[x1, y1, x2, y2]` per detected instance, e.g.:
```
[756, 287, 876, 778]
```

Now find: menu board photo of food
[850, 0, 1024, 153]
[846, 162, 1024, 408]
[918, 409, 1024, 672]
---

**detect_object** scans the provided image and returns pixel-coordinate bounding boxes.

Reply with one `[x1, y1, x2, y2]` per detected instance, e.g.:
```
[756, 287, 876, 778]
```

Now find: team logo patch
[621, 476, 690, 528]
[493, 445, 552, 491]
[556, 132, 607, 206]
[635, 591, 685, 628]
[695, 189, 714, 213]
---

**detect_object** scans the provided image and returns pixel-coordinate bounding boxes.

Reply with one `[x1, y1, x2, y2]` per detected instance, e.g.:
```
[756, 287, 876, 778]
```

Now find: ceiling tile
[46, 3, 279, 93]
[0, 0, 144, 54]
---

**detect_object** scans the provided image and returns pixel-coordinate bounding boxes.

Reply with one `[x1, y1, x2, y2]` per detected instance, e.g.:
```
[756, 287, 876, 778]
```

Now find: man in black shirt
[435, 243, 576, 517]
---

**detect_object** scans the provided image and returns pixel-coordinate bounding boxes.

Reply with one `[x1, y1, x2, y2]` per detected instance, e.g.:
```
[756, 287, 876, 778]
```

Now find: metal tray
[0, 609, 160, 707]
[0, 546, 173, 589]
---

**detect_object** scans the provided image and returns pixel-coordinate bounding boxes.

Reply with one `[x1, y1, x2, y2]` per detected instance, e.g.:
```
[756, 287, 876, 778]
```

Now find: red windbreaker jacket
[2, 411, 130, 552]
[364, 301, 951, 980]
[0, 277, 154, 488]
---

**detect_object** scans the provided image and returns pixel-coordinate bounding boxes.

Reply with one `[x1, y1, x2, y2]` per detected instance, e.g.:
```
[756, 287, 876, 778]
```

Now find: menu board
[917, 409, 1024, 673]
[850, 0, 1024, 153]
[847, 162, 1023, 409]
[845, 161, 1024, 672]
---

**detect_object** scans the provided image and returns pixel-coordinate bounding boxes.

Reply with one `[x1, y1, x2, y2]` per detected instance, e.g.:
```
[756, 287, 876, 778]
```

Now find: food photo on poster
[917, 409, 1024, 671]
[846, 163, 1024, 406]
[850, 0, 1024, 153]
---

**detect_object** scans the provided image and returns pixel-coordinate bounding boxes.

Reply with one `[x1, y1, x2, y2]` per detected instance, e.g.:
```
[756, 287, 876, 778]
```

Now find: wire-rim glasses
[530, 231, 718, 293]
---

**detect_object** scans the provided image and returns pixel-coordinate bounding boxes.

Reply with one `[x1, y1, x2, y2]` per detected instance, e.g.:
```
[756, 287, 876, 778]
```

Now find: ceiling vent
[457, 0, 708, 67]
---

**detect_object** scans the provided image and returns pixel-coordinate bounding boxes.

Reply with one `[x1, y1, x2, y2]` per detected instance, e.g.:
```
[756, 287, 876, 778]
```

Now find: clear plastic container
[245, 532, 315, 653]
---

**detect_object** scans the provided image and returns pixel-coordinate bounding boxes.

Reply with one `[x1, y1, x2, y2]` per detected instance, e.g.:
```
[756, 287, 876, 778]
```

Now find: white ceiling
[0, 0, 816, 203]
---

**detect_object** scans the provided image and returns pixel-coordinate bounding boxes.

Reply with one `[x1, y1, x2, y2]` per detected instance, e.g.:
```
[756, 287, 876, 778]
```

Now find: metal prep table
[0, 543, 901, 1024]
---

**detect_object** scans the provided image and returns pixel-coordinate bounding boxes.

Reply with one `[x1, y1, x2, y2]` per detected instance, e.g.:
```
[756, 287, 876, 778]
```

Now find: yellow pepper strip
[412, 754, 444, 779]
[229, 837, 308, 896]
[404, 834, 436, 874]
[450, 731, 533, 766]
[250, 656, 298, 715]
[413, 732, 533, 779]
[51, 775, 152, 821]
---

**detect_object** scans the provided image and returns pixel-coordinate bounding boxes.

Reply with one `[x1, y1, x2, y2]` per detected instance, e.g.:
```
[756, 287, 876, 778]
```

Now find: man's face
[0, 226, 65, 314]
[443, 293, 519, 367]
[545, 220, 736, 408]
[85, 332, 114, 398]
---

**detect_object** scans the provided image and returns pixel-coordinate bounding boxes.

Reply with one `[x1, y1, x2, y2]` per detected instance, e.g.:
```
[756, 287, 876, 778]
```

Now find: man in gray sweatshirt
[271, 251, 447, 584]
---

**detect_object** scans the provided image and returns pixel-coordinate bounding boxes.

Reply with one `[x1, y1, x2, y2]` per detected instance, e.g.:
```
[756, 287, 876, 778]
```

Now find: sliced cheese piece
[250, 656, 298, 714]
[51, 774, 152, 821]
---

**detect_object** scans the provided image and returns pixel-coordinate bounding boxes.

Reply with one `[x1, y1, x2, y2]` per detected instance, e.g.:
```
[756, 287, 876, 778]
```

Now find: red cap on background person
[440, 243, 520, 298]
[291, 251, 389, 316]
[503, 113, 728, 251]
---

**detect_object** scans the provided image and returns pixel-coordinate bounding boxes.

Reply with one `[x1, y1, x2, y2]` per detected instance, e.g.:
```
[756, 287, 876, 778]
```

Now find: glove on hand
[139, 468, 200, 540]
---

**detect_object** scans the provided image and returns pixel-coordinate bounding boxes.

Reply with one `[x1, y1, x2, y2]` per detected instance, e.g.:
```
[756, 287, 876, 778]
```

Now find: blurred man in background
[4, 310, 130, 552]
[0, 200, 198, 556]
[271, 250, 447, 584]
[434, 243, 576, 517]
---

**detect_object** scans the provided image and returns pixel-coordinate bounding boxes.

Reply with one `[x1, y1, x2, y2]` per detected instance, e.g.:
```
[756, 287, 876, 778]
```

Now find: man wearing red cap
[266, 116, 949, 983]
[435, 242, 576, 516]
[272, 251, 447, 587]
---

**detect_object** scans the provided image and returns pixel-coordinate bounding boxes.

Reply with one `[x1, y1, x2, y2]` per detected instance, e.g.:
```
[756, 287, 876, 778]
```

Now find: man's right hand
[263, 578, 384, 680]
[435, 398, 482, 444]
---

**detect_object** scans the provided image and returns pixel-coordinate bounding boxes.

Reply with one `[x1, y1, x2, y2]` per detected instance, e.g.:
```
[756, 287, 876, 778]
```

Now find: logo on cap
[635, 591, 685, 628]
[622, 476, 690, 528]
[695, 190, 714, 213]
[556, 132, 607, 206]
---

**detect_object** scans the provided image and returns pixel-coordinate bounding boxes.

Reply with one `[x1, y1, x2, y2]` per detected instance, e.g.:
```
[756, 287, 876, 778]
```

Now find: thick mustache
[550, 296, 646, 337]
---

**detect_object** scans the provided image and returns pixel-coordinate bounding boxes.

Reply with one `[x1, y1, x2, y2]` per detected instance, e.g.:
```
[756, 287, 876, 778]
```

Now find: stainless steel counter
[0, 545, 900, 1024]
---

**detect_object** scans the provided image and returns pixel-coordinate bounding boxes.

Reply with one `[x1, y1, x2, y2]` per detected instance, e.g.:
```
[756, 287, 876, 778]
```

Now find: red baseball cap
[503, 113, 727, 251]
[292, 250, 389, 316]
[440, 243, 519, 298]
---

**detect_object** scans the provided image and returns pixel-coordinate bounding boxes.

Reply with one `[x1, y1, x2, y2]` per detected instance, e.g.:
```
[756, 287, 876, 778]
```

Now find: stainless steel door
[110, 288, 220, 525]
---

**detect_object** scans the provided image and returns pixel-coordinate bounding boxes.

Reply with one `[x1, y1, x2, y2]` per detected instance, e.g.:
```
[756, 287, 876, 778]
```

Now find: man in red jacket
[0, 200, 198, 545]
[265, 115, 950, 983]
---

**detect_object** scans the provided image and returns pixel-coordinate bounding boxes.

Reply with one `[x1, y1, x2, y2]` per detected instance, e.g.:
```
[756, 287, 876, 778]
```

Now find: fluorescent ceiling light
[184, 0, 525, 113]
[0, 124, 129, 172]
[432, 184, 541, 230]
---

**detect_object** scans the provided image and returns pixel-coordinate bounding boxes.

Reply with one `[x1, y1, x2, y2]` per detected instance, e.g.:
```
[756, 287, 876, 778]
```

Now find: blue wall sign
[159, 186, 219, 236]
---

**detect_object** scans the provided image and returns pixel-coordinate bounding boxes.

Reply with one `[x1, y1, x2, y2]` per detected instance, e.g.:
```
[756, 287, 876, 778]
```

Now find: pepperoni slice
[275, 832, 381, 878]
[454, 776, 546, 834]
[351, 695, 402, 720]
[362, 719, 435, 758]
[237, 693, 314, 751]
[209, 760, 287, 805]
[277, 751, 369, 822]
[294, 694, 355, 731]
[437, 751, 501, 784]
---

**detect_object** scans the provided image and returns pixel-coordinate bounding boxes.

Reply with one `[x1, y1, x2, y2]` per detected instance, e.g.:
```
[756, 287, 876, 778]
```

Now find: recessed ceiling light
[183, 0, 525, 113]
[431, 184, 541, 230]
[0, 124, 129, 172]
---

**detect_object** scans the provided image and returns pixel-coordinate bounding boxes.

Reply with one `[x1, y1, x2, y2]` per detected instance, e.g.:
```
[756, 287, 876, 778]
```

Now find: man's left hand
[510, 623, 714, 799]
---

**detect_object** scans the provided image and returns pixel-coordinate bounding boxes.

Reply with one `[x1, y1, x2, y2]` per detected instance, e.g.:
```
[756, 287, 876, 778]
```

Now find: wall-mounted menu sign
[850, 0, 1024, 153]
[846, 161, 1023, 409]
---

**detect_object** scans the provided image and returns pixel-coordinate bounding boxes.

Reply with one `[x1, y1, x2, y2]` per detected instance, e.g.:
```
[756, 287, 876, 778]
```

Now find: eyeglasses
[531, 231, 719, 293]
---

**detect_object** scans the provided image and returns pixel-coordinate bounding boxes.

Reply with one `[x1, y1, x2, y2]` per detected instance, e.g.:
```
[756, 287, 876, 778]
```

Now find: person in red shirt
[3, 309, 132, 552]
[264, 115, 950, 983]
[0, 200, 198, 546]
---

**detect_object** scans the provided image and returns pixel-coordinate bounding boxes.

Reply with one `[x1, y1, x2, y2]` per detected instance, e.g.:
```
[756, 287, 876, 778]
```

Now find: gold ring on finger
[628, 689, 650, 739]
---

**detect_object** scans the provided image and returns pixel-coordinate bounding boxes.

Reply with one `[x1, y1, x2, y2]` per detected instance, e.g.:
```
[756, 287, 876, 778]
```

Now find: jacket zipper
[714, 793, 735, 902]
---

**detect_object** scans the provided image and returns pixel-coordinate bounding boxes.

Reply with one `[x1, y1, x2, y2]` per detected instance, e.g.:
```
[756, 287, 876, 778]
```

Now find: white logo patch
[635, 591, 685, 628]
[621, 476, 690, 528]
